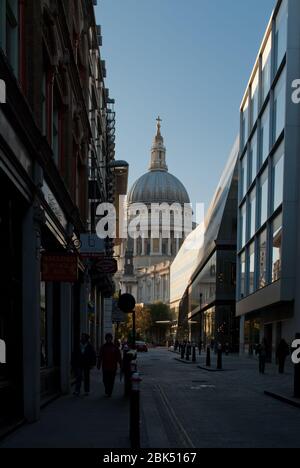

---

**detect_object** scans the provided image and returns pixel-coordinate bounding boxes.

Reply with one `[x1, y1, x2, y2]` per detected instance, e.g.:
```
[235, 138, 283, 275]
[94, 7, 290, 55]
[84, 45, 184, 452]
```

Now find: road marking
[155, 384, 195, 449]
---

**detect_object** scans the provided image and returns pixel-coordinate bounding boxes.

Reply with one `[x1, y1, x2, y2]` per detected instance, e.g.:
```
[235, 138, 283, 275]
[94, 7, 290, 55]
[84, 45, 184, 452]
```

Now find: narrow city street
[140, 348, 300, 449]
[1, 348, 300, 449]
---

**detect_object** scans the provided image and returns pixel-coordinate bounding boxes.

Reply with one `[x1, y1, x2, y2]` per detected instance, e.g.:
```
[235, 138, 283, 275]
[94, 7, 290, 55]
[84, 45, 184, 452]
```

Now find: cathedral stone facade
[115, 119, 190, 306]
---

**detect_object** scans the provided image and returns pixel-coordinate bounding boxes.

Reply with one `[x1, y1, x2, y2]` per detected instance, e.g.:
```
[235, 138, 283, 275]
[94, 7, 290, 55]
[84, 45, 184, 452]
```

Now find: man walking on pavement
[72, 333, 97, 397]
[97, 333, 122, 397]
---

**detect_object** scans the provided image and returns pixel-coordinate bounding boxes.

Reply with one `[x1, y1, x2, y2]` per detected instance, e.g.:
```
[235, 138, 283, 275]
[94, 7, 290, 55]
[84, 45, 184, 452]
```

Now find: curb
[264, 391, 300, 409]
[197, 366, 226, 372]
[174, 358, 196, 365]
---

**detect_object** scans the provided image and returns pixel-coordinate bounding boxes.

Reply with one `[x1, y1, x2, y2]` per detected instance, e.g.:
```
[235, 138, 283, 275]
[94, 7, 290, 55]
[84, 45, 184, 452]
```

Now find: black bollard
[186, 345, 190, 361]
[192, 346, 196, 363]
[217, 349, 223, 370]
[206, 347, 211, 367]
[130, 372, 142, 449]
[181, 345, 185, 360]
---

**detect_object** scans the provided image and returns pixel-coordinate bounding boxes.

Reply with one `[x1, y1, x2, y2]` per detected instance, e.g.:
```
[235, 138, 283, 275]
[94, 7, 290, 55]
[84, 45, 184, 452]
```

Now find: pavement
[140, 348, 300, 449]
[1, 348, 300, 448]
[0, 371, 130, 448]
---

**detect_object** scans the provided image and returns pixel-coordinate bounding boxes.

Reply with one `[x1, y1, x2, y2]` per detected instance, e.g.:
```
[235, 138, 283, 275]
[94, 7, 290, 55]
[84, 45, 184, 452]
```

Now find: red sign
[42, 254, 79, 283]
[95, 258, 118, 275]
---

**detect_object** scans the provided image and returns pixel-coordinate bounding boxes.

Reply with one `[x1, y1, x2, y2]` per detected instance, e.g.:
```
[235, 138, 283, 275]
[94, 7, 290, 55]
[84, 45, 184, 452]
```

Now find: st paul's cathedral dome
[127, 118, 190, 206]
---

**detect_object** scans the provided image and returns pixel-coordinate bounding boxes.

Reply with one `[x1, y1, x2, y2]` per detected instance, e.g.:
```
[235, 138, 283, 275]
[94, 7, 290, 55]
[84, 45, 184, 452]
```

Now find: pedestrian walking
[276, 339, 290, 374]
[97, 333, 122, 397]
[257, 340, 267, 374]
[72, 333, 97, 397]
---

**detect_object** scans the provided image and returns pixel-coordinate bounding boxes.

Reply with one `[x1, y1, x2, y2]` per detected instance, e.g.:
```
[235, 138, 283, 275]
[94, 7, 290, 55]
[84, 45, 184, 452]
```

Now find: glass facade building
[237, 0, 300, 358]
[170, 139, 240, 350]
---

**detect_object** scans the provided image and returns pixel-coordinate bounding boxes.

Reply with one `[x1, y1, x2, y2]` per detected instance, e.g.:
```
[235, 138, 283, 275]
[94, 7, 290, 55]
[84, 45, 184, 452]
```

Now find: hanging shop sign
[95, 257, 118, 275]
[41, 253, 79, 283]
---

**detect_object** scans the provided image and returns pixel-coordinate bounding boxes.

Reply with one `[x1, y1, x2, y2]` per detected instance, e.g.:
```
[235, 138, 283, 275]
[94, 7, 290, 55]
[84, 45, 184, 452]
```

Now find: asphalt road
[139, 347, 300, 449]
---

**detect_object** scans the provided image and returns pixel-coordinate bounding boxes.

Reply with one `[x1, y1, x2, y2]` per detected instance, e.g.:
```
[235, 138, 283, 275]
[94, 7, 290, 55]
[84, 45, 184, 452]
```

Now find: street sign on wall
[41, 253, 79, 283]
[80, 234, 105, 258]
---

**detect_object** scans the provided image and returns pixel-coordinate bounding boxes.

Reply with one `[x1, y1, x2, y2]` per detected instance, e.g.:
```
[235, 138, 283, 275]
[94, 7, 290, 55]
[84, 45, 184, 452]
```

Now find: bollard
[217, 349, 223, 370]
[206, 347, 211, 367]
[181, 345, 185, 360]
[192, 346, 196, 363]
[199, 343, 202, 356]
[130, 372, 142, 449]
[186, 345, 190, 361]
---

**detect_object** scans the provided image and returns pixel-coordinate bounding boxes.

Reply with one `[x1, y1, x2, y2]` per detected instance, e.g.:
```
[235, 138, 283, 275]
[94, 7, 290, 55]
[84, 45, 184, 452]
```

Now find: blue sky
[96, 0, 275, 211]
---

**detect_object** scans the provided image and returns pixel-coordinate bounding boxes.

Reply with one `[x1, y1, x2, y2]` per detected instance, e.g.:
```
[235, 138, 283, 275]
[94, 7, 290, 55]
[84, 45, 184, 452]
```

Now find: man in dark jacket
[97, 333, 122, 397]
[72, 334, 96, 397]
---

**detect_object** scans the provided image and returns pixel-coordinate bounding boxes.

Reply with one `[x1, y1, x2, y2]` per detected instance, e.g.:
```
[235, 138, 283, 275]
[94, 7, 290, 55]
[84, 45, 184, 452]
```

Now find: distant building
[170, 139, 240, 349]
[237, 0, 300, 359]
[115, 119, 191, 305]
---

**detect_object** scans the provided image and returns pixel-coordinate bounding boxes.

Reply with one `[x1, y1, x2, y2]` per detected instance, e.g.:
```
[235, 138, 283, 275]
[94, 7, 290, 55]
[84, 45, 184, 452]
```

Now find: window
[42, 72, 47, 136]
[162, 238, 168, 256]
[250, 131, 258, 183]
[258, 230, 267, 289]
[274, 69, 286, 142]
[272, 213, 282, 282]
[249, 242, 255, 295]
[272, 142, 284, 211]
[152, 238, 160, 254]
[52, 106, 59, 166]
[251, 69, 259, 127]
[259, 169, 269, 227]
[275, 0, 288, 72]
[262, 33, 272, 103]
[249, 189, 256, 239]
[240, 203, 247, 249]
[240, 154, 248, 200]
[241, 98, 249, 148]
[4, 0, 19, 76]
[240, 252, 246, 299]
[260, 103, 270, 165]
